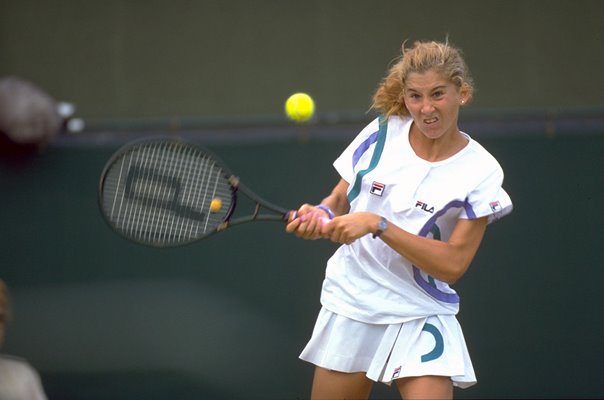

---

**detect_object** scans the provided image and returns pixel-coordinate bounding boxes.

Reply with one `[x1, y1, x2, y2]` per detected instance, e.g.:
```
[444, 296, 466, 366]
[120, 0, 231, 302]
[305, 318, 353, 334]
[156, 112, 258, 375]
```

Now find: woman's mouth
[424, 117, 438, 125]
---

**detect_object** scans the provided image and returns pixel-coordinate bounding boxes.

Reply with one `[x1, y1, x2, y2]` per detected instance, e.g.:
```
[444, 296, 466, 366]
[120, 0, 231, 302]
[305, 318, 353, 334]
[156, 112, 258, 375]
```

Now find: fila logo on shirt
[370, 181, 385, 196]
[415, 200, 435, 214]
[490, 201, 502, 212]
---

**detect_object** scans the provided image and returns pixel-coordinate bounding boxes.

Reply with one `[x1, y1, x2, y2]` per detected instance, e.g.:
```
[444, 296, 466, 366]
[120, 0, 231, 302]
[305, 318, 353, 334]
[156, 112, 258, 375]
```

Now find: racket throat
[228, 175, 240, 187]
[252, 203, 262, 220]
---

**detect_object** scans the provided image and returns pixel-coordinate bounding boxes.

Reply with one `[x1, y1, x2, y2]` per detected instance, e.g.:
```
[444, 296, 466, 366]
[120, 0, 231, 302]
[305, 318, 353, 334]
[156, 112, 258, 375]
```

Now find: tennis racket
[98, 137, 296, 247]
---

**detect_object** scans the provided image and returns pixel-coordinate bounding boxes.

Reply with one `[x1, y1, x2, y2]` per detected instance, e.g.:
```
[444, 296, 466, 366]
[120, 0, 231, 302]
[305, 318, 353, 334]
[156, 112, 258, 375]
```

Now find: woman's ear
[459, 82, 471, 105]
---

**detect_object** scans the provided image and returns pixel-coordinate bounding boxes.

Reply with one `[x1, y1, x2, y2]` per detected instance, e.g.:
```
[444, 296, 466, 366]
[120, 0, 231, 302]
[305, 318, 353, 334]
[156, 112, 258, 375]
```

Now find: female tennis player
[286, 40, 513, 399]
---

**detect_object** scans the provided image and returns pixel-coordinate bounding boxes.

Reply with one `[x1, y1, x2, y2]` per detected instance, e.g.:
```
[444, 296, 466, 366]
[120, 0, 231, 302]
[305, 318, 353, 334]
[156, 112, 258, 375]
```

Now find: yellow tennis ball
[210, 198, 222, 212]
[285, 92, 315, 122]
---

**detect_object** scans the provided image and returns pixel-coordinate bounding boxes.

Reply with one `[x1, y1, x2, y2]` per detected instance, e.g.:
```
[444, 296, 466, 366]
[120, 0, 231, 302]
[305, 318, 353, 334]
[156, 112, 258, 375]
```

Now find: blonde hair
[0, 279, 9, 321]
[371, 40, 475, 118]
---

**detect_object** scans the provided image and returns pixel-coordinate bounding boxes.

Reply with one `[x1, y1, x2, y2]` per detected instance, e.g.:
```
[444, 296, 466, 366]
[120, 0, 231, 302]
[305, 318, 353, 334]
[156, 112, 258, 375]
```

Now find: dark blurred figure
[0, 76, 71, 164]
[0, 279, 48, 400]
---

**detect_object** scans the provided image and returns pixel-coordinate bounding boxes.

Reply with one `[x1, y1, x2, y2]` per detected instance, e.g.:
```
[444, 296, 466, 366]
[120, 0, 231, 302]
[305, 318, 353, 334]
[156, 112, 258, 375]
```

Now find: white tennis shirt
[321, 116, 513, 324]
[0, 355, 47, 400]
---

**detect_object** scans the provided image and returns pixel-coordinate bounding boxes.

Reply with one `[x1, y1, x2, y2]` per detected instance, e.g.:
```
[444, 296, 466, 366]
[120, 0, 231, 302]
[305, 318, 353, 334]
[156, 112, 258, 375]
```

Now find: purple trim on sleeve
[464, 199, 476, 219]
[352, 130, 379, 169]
[413, 199, 476, 304]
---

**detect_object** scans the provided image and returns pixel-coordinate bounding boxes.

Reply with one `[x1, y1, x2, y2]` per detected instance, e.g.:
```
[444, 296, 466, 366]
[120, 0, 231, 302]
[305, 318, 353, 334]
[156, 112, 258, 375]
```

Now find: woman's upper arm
[324, 178, 350, 216]
[447, 216, 489, 275]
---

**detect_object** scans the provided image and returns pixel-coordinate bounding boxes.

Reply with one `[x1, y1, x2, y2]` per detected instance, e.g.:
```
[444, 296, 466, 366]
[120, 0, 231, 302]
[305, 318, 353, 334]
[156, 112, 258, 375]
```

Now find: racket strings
[102, 141, 233, 246]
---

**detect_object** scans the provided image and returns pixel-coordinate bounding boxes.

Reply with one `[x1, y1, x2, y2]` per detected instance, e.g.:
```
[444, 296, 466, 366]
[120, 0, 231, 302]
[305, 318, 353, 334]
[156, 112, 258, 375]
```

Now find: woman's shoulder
[463, 133, 504, 171]
[0, 354, 41, 379]
[387, 114, 413, 128]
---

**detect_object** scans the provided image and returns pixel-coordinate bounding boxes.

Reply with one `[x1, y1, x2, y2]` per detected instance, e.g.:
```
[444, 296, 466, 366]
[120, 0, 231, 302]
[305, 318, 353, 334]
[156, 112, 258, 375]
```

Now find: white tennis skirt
[299, 307, 477, 388]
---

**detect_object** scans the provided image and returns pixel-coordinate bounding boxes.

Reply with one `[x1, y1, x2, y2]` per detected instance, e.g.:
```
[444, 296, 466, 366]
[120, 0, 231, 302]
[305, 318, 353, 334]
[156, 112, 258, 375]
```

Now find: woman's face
[403, 69, 468, 141]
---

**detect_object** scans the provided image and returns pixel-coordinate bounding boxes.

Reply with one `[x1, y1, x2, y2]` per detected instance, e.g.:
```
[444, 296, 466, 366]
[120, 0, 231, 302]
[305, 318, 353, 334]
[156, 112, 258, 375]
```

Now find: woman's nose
[421, 99, 435, 114]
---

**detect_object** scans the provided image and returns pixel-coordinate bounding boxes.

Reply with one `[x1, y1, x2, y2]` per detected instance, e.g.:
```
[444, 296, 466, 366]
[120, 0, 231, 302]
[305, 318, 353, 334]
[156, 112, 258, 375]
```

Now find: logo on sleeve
[490, 201, 502, 212]
[370, 181, 385, 196]
[415, 200, 434, 213]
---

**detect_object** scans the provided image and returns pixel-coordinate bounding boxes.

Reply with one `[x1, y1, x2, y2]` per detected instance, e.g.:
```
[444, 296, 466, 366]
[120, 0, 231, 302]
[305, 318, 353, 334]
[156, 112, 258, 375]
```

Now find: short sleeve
[333, 117, 381, 183]
[462, 166, 513, 224]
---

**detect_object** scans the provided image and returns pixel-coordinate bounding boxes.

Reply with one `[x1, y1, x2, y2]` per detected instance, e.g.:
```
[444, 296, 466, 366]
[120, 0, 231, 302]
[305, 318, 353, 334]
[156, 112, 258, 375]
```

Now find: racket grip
[287, 210, 297, 221]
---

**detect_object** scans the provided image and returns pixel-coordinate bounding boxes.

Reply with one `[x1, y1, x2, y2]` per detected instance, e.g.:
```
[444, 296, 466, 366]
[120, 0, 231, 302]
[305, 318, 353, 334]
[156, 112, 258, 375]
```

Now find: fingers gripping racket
[98, 137, 293, 247]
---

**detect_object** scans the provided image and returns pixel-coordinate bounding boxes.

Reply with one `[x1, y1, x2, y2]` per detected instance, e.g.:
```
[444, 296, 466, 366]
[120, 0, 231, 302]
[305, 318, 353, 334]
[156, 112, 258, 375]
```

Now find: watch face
[373, 217, 388, 238]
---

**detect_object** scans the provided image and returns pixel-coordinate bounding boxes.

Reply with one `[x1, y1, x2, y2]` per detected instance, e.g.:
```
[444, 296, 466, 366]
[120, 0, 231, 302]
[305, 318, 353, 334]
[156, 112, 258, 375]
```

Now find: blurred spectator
[0, 279, 48, 400]
[0, 76, 77, 163]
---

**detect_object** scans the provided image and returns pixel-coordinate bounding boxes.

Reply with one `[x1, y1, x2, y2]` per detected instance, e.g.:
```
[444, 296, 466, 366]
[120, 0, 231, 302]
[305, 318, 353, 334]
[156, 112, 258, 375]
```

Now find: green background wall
[1, 0, 603, 399]
[1, 0, 603, 122]
[2, 131, 603, 399]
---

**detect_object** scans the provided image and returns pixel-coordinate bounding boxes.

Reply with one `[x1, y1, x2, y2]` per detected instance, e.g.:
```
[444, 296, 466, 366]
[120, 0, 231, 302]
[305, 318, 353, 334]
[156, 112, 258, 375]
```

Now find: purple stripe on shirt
[417, 199, 475, 237]
[352, 130, 379, 169]
[413, 198, 476, 304]
[413, 269, 460, 303]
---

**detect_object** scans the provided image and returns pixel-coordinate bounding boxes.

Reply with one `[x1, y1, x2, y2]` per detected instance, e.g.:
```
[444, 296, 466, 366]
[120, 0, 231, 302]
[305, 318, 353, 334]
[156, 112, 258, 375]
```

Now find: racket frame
[98, 137, 292, 247]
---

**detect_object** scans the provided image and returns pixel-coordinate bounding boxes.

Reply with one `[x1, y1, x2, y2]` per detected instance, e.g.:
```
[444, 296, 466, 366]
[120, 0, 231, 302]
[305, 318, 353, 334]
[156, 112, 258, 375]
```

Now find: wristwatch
[372, 216, 388, 239]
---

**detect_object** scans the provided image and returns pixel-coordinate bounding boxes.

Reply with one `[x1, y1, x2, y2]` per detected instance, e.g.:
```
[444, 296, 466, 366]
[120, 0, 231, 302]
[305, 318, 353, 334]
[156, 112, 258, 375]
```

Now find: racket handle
[287, 210, 297, 221]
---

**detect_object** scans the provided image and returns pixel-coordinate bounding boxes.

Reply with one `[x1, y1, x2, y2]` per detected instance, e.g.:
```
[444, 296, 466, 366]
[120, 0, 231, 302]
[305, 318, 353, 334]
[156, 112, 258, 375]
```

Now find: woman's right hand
[285, 204, 331, 240]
